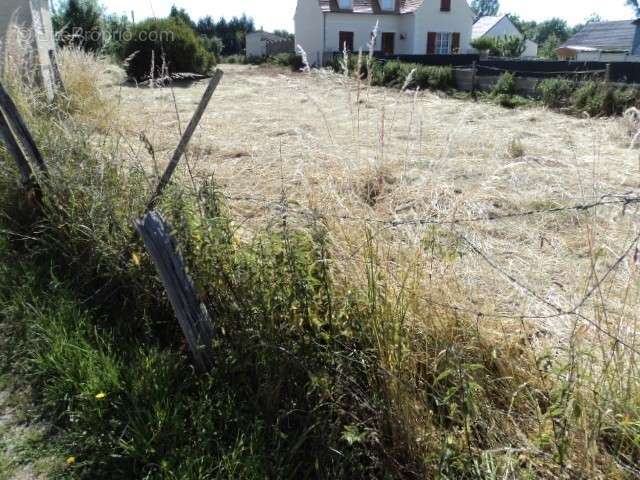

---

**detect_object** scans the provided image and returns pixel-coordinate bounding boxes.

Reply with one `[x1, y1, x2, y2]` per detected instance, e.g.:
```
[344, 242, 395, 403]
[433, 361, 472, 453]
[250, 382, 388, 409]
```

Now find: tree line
[51, 0, 263, 58]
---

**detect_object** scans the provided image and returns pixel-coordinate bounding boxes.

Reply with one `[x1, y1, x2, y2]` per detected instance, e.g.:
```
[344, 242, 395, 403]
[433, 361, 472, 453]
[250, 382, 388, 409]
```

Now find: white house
[295, 0, 475, 66]
[471, 15, 538, 58]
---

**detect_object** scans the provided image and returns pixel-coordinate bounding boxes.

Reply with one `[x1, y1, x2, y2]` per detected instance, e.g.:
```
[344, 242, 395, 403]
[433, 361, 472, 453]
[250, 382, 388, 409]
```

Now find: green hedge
[122, 17, 215, 80]
[331, 57, 455, 91]
[537, 78, 639, 116]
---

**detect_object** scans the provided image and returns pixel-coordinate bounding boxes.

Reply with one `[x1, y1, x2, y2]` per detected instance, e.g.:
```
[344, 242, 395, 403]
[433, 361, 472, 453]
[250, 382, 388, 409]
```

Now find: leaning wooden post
[0, 82, 48, 177]
[48, 50, 67, 95]
[135, 211, 215, 372]
[0, 113, 35, 188]
[146, 70, 224, 211]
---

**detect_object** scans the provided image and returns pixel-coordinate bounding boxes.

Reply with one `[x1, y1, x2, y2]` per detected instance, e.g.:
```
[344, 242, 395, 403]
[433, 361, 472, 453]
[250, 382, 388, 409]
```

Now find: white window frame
[435, 33, 452, 55]
[337, 0, 353, 9]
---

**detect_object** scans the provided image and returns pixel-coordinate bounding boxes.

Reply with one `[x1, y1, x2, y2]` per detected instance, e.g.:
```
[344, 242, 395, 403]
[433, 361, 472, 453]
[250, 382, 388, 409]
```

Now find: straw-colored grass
[1, 40, 639, 475]
[112, 64, 640, 341]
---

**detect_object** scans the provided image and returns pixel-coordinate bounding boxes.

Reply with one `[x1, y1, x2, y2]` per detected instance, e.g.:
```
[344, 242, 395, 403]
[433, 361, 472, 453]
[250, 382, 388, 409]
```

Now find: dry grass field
[110, 64, 640, 348]
[2, 46, 639, 477]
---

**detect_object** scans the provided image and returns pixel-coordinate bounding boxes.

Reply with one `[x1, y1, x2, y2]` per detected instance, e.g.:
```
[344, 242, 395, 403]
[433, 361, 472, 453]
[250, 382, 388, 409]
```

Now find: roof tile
[561, 20, 637, 51]
[318, 0, 425, 14]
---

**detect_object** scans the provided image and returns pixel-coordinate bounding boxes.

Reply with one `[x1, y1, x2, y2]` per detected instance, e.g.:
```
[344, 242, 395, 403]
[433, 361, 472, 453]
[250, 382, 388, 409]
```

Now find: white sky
[101, 0, 636, 32]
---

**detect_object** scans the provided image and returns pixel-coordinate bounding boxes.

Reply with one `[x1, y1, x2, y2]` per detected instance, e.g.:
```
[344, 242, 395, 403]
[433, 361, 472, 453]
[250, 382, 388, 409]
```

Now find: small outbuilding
[558, 19, 640, 62]
[472, 15, 538, 58]
[245, 31, 294, 59]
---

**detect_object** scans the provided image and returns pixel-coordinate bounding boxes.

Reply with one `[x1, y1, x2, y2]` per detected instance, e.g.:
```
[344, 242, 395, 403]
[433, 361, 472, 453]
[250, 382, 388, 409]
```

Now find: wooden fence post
[135, 211, 215, 372]
[146, 70, 224, 211]
[0, 82, 48, 177]
[605, 63, 611, 84]
[0, 113, 35, 188]
[48, 50, 66, 94]
[471, 60, 477, 99]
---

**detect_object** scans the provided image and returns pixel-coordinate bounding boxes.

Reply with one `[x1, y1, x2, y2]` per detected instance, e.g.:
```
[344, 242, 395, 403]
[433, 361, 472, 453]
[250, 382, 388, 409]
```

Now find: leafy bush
[470, 37, 495, 52]
[122, 17, 215, 79]
[537, 78, 576, 108]
[471, 35, 526, 57]
[414, 64, 454, 90]
[269, 52, 305, 71]
[492, 72, 517, 96]
[222, 54, 247, 64]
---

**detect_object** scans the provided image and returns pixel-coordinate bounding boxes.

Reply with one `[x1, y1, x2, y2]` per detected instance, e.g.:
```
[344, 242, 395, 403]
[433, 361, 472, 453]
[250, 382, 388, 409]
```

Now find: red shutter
[452, 33, 460, 54]
[427, 32, 436, 54]
[441, 0, 451, 11]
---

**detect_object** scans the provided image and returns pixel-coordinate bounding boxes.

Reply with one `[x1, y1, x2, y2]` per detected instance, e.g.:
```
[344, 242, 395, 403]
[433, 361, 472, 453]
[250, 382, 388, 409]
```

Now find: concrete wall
[576, 51, 640, 63]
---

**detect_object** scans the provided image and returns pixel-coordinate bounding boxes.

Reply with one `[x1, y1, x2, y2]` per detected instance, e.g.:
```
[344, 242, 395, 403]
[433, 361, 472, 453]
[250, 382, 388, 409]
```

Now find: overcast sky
[101, 0, 635, 32]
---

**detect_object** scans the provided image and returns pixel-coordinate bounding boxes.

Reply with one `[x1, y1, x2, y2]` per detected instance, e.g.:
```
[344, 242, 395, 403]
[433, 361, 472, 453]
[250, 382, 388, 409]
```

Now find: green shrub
[492, 72, 517, 96]
[222, 54, 247, 64]
[377, 60, 402, 87]
[537, 78, 576, 109]
[122, 17, 215, 79]
[414, 65, 454, 90]
[269, 52, 305, 71]
[470, 35, 526, 57]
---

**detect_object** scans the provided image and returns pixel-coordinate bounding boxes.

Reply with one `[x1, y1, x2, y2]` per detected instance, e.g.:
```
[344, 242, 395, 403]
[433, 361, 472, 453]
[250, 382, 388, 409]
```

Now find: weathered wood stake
[471, 60, 477, 100]
[48, 50, 66, 94]
[0, 113, 35, 187]
[135, 211, 215, 372]
[146, 70, 224, 211]
[0, 82, 48, 176]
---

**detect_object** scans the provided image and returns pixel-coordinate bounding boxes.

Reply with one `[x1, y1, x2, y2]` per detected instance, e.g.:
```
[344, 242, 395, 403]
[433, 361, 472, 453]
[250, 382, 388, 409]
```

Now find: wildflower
[131, 252, 141, 267]
[66, 456, 76, 465]
[95, 392, 107, 400]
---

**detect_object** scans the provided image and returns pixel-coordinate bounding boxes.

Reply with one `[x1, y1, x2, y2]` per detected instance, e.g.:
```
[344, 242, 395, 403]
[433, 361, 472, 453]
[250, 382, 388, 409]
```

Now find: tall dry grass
[0, 32, 638, 478]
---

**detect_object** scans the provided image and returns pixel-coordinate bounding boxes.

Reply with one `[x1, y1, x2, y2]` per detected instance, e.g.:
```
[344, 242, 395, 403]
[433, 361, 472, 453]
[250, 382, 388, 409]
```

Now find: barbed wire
[474, 65, 608, 77]
[458, 229, 640, 355]
[222, 188, 640, 354]
[218, 191, 640, 228]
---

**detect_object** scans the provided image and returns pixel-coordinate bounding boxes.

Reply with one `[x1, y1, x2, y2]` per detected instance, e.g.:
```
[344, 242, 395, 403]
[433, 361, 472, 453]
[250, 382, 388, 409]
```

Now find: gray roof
[318, 0, 425, 14]
[561, 20, 638, 51]
[472, 15, 505, 39]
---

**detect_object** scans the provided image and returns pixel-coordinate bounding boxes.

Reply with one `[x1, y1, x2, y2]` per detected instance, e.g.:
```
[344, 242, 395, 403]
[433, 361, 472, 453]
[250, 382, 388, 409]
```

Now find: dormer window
[381, 0, 395, 10]
[440, 0, 451, 11]
[338, 0, 353, 9]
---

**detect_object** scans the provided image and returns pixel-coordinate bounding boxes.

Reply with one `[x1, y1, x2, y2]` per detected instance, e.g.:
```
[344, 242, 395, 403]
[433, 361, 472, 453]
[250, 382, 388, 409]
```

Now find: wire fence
[214, 186, 640, 356]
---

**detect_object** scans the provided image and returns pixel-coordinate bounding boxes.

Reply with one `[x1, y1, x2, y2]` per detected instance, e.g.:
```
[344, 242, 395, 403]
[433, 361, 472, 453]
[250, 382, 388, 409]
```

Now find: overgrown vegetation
[470, 35, 526, 58]
[122, 17, 215, 79]
[331, 57, 455, 92]
[1, 40, 640, 480]
[538, 77, 640, 116]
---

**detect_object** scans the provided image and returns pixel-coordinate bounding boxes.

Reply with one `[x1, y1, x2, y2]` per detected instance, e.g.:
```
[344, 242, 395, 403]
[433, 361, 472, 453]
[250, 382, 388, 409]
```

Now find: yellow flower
[95, 392, 107, 400]
[66, 456, 76, 465]
[131, 252, 141, 267]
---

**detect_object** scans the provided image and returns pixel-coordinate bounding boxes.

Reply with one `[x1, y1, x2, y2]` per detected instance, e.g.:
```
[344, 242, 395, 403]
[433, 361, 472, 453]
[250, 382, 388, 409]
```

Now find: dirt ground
[108, 64, 640, 346]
